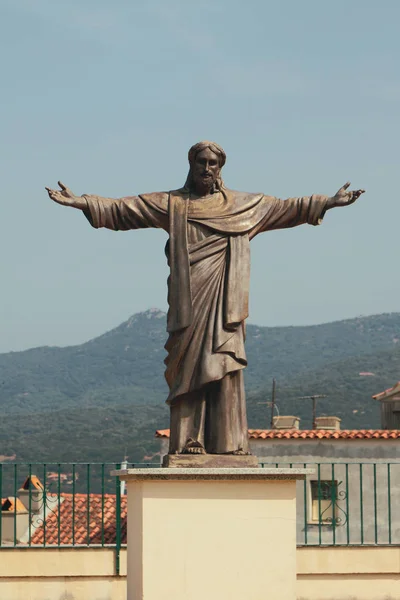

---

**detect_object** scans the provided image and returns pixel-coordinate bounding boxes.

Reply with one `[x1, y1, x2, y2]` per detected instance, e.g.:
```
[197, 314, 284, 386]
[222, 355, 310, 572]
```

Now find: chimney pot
[315, 416, 341, 431]
[273, 416, 300, 430]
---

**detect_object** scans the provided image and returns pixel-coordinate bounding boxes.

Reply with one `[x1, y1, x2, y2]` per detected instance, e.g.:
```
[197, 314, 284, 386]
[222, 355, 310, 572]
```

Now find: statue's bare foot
[226, 448, 251, 456]
[182, 439, 206, 455]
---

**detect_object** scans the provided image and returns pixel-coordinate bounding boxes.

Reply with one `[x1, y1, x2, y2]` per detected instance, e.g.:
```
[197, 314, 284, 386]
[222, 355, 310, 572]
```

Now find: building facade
[156, 417, 400, 546]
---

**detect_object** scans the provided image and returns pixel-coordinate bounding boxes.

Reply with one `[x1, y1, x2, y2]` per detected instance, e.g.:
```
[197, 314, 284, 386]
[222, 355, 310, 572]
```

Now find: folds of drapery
[165, 189, 328, 333]
[164, 233, 247, 404]
[82, 188, 329, 402]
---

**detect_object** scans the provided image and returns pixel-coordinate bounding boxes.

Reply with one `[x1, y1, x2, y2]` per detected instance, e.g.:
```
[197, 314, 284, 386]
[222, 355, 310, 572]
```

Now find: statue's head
[184, 141, 226, 194]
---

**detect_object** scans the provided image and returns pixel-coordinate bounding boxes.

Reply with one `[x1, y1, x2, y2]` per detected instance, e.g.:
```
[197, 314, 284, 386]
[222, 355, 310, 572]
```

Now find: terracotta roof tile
[156, 428, 400, 440]
[248, 429, 400, 439]
[155, 429, 170, 438]
[30, 493, 127, 546]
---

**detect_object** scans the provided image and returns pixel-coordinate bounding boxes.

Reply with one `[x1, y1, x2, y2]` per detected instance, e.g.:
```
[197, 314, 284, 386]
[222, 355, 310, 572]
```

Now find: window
[310, 480, 339, 524]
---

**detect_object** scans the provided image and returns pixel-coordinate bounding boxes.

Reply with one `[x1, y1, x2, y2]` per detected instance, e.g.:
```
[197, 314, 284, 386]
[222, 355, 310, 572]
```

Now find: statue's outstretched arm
[251, 182, 365, 236]
[46, 182, 168, 231]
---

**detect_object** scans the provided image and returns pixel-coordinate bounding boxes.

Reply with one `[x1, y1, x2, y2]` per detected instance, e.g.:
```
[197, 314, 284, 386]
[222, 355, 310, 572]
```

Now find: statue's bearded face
[191, 148, 220, 194]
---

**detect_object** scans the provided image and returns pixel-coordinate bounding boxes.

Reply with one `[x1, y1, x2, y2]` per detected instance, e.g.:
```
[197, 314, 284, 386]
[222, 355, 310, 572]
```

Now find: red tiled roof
[30, 493, 127, 546]
[373, 382, 400, 401]
[156, 429, 171, 438]
[248, 429, 400, 439]
[155, 428, 400, 440]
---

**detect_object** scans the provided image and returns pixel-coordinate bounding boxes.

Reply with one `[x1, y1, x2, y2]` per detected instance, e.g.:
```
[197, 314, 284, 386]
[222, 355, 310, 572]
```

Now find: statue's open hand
[45, 181, 86, 209]
[329, 182, 365, 208]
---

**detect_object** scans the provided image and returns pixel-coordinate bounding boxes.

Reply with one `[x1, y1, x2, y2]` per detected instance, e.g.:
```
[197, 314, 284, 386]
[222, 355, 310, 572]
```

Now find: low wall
[0, 546, 399, 600]
[297, 547, 400, 600]
[0, 547, 127, 600]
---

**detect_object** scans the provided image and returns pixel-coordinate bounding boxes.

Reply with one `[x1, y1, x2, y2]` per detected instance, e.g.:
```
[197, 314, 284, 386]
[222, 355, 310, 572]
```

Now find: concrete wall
[0, 547, 127, 600]
[251, 438, 400, 463]
[252, 438, 400, 546]
[0, 547, 399, 600]
[297, 547, 400, 600]
[126, 476, 298, 600]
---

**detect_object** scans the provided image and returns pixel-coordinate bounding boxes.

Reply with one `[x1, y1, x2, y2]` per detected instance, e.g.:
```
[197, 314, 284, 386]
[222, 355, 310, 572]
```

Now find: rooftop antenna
[257, 378, 279, 428]
[120, 449, 128, 496]
[270, 378, 276, 428]
[297, 395, 327, 429]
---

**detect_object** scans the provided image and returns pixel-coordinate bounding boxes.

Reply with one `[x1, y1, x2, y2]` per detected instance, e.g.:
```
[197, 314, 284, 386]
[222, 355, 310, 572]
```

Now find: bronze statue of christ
[46, 141, 364, 458]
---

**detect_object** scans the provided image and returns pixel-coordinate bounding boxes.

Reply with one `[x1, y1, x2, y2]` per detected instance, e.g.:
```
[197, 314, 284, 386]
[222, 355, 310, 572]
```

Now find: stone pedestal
[113, 467, 311, 600]
[162, 453, 259, 468]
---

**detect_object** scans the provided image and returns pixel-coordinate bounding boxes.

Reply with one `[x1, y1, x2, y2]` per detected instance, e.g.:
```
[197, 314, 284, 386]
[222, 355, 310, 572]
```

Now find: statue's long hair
[183, 141, 226, 192]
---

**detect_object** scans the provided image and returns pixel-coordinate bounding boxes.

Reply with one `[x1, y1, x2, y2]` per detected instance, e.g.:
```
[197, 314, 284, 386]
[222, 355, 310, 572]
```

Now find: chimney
[273, 416, 300, 430]
[1, 498, 29, 544]
[18, 475, 45, 514]
[315, 416, 341, 431]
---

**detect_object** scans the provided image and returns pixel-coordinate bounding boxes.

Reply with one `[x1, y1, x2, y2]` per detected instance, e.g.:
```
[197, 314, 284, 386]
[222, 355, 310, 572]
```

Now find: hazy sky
[1, 0, 399, 353]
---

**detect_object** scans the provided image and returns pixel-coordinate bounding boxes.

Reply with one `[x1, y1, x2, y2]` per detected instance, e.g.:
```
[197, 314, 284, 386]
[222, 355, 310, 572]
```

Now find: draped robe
[83, 187, 328, 453]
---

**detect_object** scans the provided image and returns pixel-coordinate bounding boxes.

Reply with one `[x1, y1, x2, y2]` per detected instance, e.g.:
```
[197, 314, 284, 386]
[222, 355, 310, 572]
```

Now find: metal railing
[0, 461, 152, 574]
[0, 461, 399, 562]
[260, 461, 400, 546]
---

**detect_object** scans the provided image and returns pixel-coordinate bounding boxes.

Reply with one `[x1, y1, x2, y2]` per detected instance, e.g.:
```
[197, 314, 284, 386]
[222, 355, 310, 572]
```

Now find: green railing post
[101, 463, 105, 547]
[317, 464, 322, 545]
[387, 463, 392, 545]
[345, 463, 350, 545]
[72, 463, 76, 547]
[303, 463, 308, 545]
[373, 463, 378, 545]
[43, 464, 47, 548]
[331, 463, 336, 546]
[115, 463, 122, 576]
[28, 463, 32, 547]
[0, 463, 3, 547]
[359, 463, 364, 545]
[13, 464, 17, 546]
[86, 464, 91, 546]
[58, 464, 61, 547]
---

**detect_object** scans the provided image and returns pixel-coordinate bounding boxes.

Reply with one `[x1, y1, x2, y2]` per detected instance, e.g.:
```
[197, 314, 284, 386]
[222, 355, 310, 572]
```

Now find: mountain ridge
[3, 308, 400, 355]
[1, 309, 399, 462]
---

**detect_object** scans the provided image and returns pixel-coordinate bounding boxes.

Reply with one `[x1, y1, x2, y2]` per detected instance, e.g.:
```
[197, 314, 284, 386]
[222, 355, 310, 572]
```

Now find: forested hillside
[1, 309, 399, 462]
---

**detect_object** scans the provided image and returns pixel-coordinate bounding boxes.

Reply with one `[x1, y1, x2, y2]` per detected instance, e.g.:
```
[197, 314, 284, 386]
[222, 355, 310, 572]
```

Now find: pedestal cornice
[111, 467, 314, 481]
